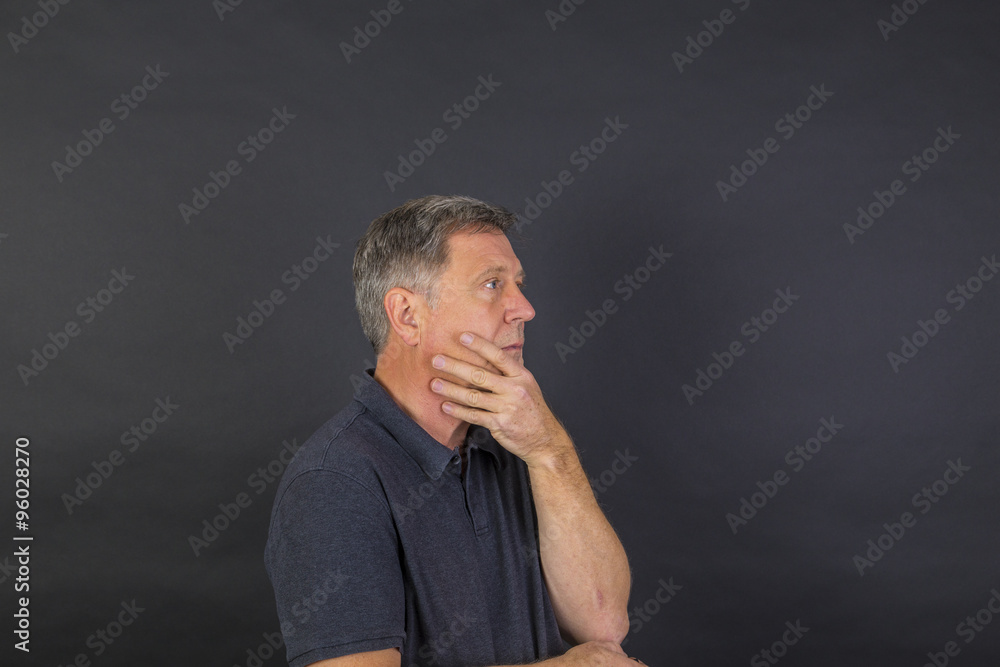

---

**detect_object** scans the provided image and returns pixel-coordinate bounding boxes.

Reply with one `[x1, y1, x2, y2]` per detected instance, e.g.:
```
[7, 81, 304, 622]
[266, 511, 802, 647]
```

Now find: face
[418, 229, 535, 373]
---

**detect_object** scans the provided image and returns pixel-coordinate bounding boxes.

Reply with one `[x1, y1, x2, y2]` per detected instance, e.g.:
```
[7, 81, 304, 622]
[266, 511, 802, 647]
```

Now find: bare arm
[528, 434, 632, 643]
[431, 332, 632, 644]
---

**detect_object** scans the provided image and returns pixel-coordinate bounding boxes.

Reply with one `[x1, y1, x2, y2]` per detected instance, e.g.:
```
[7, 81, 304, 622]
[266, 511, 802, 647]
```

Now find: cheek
[424, 300, 502, 369]
[422, 323, 466, 361]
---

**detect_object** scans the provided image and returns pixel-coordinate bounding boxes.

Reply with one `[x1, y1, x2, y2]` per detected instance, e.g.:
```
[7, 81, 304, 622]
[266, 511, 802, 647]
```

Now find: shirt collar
[355, 368, 504, 477]
[466, 424, 505, 470]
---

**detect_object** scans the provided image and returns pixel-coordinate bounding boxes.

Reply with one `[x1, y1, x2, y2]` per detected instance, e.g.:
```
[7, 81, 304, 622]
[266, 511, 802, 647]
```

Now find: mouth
[501, 342, 523, 353]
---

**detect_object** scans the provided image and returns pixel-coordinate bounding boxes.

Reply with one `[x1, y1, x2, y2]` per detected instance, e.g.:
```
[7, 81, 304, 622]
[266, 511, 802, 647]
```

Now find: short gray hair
[353, 195, 518, 356]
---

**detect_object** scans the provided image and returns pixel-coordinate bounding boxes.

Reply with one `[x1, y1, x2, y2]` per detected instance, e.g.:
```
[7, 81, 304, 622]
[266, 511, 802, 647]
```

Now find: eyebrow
[471, 264, 526, 285]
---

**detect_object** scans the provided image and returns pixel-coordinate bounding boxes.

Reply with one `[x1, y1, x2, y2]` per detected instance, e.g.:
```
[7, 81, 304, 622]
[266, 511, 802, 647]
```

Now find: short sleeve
[265, 469, 404, 666]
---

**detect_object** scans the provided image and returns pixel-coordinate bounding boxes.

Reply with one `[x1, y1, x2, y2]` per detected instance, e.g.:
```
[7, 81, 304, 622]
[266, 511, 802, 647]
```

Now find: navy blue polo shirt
[265, 368, 566, 666]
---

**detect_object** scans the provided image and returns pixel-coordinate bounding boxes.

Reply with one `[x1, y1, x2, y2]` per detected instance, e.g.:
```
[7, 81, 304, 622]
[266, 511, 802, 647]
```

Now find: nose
[505, 285, 535, 323]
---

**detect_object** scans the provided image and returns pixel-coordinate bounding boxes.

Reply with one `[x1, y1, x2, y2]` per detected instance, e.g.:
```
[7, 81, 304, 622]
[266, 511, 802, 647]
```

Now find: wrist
[524, 432, 576, 474]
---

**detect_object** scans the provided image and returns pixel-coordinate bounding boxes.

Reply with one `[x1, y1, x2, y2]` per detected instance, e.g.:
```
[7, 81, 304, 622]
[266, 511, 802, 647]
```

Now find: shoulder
[273, 400, 399, 513]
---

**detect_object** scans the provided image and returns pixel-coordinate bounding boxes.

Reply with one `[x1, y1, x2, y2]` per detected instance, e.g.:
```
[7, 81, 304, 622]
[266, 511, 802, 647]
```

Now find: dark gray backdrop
[2, 0, 998, 665]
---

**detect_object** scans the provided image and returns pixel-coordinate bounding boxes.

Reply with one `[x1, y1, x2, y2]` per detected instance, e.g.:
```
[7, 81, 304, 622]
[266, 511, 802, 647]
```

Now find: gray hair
[353, 195, 518, 356]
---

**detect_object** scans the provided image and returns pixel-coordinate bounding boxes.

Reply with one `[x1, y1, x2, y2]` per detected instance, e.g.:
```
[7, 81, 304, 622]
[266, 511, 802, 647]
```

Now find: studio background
[2, 0, 998, 665]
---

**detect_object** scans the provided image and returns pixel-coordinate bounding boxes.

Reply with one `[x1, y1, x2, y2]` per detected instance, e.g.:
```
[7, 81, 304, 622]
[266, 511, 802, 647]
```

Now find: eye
[485, 279, 499, 290]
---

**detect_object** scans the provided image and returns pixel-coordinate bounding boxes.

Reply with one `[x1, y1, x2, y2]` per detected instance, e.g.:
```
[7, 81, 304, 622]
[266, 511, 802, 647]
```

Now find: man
[265, 195, 638, 666]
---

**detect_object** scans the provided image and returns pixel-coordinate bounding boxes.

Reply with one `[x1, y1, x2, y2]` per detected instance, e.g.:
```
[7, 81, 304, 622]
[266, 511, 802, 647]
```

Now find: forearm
[528, 435, 631, 644]
[426, 333, 632, 646]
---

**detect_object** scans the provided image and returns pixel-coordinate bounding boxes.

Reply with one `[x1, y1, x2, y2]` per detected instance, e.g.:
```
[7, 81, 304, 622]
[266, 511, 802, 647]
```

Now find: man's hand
[553, 642, 646, 666]
[429, 331, 570, 468]
[431, 331, 632, 646]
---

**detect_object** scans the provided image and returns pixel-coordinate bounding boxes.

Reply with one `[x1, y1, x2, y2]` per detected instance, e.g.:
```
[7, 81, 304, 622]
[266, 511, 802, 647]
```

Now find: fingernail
[442, 403, 453, 414]
[460, 332, 473, 345]
[431, 380, 443, 392]
[432, 356, 445, 368]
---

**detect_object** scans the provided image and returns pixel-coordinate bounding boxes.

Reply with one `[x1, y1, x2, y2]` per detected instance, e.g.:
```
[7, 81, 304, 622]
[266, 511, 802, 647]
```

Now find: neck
[372, 344, 469, 451]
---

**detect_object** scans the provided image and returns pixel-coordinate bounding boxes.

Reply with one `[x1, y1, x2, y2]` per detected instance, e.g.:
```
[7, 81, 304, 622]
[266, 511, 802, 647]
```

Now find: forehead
[444, 230, 524, 278]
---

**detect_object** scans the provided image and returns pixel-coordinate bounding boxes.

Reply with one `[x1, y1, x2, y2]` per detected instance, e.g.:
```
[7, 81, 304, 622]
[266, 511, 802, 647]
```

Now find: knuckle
[471, 368, 487, 385]
[466, 390, 480, 406]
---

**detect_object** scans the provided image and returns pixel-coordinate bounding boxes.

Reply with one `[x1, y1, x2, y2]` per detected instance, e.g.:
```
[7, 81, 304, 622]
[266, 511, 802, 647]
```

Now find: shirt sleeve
[265, 468, 404, 666]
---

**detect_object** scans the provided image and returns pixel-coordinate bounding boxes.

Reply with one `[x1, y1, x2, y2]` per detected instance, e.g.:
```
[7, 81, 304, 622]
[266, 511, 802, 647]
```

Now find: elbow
[586, 581, 632, 644]
[568, 606, 630, 646]
[605, 609, 631, 644]
[556, 572, 633, 645]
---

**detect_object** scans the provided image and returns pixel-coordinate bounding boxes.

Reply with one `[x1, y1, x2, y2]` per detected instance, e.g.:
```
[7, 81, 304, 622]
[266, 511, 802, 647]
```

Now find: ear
[383, 287, 424, 348]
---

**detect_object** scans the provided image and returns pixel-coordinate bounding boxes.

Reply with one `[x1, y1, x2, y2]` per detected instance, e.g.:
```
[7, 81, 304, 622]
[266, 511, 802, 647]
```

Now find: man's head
[353, 195, 534, 369]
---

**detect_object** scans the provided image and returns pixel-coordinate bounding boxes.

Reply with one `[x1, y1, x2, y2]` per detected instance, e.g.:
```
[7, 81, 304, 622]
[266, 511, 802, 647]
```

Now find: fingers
[432, 352, 498, 392]
[430, 332, 522, 391]
[437, 398, 490, 426]
[430, 332, 532, 428]
[431, 331, 519, 388]
[458, 331, 519, 376]
[430, 331, 521, 389]
[430, 376, 501, 415]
